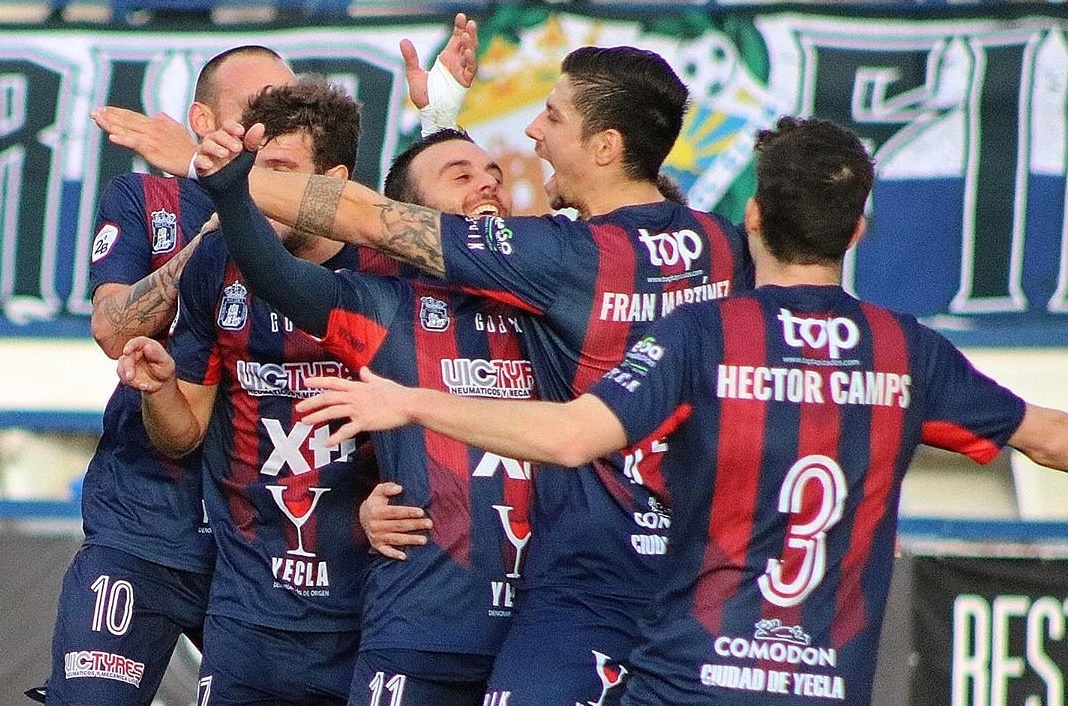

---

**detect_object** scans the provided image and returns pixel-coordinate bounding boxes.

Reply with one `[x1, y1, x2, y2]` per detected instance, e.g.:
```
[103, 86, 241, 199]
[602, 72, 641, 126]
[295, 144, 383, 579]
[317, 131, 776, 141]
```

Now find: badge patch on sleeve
[91, 224, 119, 263]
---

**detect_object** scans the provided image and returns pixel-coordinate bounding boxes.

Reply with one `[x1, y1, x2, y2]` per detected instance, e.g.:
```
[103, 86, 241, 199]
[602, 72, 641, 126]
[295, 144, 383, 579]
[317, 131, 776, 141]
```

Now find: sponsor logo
[217, 280, 248, 330]
[577, 651, 628, 706]
[267, 483, 333, 591]
[638, 227, 703, 270]
[63, 650, 145, 686]
[440, 358, 534, 398]
[236, 360, 349, 398]
[777, 308, 860, 360]
[91, 224, 118, 263]
[150, 209, 177, 253]
[420, 295, 450, 331]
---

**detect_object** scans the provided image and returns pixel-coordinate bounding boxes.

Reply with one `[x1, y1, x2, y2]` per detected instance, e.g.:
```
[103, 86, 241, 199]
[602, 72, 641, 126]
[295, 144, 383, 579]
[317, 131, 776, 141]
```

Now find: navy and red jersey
[170, 232, 378, 633]
[316, 275, 535, 656]
[83, 173, 216, 573]
[189, 167, 536, 656]
[439, 204, 752, 601]
[590, 285, 1027, 705]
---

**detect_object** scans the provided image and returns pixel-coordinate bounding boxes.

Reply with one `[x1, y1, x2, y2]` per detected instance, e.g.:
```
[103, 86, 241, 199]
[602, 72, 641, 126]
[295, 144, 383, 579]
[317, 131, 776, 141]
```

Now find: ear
[592, 128, 623, 167]
[323, 164, 350, 181]
[744, 197, 761, 237]
[848, 216, 867, 250]
[188, 101, 216, 139]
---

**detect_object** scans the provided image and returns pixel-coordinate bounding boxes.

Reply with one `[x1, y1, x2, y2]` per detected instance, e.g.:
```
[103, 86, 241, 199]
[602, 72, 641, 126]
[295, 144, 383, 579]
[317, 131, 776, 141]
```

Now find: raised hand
[117, 336, 176, 393]
[401, 12, 478, 109]
[91, 106, 197, 177]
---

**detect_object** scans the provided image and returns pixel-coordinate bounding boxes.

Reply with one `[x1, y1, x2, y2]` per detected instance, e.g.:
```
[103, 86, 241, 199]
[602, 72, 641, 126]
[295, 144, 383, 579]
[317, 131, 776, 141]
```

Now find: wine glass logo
[577, 650, 628, 706]
[267, 484, 331, 557]
[491, 504, 531, 578]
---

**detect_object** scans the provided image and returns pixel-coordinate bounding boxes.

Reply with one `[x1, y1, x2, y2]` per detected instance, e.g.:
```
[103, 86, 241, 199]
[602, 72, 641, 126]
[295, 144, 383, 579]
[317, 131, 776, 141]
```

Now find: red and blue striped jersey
[315, 273, 535, 656]
[171, 233, 377, 632]
[439, 202, 752, 602]
[83, 173, 215, 573]
[590, 285, 1027, 705]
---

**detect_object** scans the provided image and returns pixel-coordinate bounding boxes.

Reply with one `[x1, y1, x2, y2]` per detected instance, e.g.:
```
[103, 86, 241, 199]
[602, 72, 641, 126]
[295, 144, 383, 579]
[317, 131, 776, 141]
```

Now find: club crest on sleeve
[91, 224, 119, 263]
[218, 280, 249, 330]
[419, 296, 450, 332]
[151, 209, 178, 253]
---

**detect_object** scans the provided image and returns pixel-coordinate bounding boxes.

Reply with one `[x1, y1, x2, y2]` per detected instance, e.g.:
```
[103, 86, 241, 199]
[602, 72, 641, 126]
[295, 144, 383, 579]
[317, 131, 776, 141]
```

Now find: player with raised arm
[193, 45, 753, 705]
[124, 122, 534, 704]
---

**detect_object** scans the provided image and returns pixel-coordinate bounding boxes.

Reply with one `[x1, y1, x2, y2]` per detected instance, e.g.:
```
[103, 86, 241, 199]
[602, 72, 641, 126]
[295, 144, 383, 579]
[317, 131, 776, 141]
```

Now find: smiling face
[406, 137, 512, 217]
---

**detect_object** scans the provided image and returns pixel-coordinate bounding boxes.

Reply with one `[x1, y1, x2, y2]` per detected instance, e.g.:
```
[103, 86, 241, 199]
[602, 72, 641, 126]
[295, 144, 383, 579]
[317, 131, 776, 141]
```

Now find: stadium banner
[909, 555, 1068, 706]
[2, 5, 1068, 345]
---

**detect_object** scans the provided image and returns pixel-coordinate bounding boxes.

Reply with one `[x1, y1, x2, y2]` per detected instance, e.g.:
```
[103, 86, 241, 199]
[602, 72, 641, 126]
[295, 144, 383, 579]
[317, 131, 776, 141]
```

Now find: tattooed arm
[90, 234, 202, 359]
[197, 122, 446, 277]
[251, 168, 446, 278]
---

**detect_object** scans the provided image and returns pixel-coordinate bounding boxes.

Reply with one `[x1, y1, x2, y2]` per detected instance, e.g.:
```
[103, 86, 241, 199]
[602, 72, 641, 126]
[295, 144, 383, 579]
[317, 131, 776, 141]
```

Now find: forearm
[141, 380, 204, 458]
[247, 166, 446, 277]
[403, 389, 623, 467]
[90, 235, 201, 359]
[1009, 403, 1068, 472]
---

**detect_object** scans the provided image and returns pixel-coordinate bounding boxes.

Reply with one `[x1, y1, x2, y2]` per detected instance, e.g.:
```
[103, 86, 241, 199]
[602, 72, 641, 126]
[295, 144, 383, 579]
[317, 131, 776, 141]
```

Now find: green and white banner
[3, 4, 1068, 345]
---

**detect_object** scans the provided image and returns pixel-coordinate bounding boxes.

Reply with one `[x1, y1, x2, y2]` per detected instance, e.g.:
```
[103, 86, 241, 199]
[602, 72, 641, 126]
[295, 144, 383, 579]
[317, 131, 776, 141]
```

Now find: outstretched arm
[1008, 403, 1068, 471]
[295, 368, 628, 467]
[197, 122, 446, 277]
[91, 107, 198, 177]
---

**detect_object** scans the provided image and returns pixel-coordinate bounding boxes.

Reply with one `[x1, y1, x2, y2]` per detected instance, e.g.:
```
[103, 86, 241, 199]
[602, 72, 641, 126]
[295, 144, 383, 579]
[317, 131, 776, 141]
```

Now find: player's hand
[91, 106, 197, 177]
[360, 482, 434, 561]
[298, 369, 413, 446]
[401, 12, 477, 109]
[117, 336, 176, 393]
[194, 121, 265, 178]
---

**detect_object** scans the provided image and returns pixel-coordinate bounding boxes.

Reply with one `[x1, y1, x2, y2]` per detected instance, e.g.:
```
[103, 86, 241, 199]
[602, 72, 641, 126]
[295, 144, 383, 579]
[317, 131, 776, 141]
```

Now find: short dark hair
[656, 173, 687, 205]
[753, 116, 875, 264]
[383, 128, 476, 203]
[194, 45, 285, 109]
[241, 77, 362, 175]
[561, 46, 689, 183]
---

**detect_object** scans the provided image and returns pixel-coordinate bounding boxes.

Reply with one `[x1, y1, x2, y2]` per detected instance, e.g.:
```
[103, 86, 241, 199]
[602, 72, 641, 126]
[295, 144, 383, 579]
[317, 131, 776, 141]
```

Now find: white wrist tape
[419, 57, 468, 136]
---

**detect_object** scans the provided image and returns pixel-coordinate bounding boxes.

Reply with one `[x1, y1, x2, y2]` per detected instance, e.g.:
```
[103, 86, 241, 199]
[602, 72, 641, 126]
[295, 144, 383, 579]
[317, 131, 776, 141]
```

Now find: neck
[577, 176, 664, 219]
[291, 236, 345, 265]
[755, 259, 842, 288]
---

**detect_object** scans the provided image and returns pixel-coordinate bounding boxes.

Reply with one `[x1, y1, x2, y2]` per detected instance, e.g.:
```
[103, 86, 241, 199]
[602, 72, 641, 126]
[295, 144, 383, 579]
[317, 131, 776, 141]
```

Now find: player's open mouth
[471, 204, 500, 217]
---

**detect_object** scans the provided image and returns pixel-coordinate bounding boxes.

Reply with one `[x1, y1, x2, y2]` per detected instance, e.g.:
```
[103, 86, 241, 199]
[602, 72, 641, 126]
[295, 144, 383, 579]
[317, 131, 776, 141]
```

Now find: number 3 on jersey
[758, 455, 847, 607]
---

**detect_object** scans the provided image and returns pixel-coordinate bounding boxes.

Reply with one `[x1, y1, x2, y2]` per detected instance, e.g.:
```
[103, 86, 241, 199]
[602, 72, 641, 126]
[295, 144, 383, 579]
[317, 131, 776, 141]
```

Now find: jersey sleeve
[439, 213, 582, 315]
[912, 323, 1026, 463]
[318, 272, 404, 371]
[588, 305, 701, 446]
[89, 174, 154, 294]
[170, 234, 227, 387]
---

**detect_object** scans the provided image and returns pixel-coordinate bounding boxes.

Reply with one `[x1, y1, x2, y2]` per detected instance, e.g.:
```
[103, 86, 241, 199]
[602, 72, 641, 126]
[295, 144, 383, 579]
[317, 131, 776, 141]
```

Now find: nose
[525, 113, 543, 141]
[474, 172, 500, 194]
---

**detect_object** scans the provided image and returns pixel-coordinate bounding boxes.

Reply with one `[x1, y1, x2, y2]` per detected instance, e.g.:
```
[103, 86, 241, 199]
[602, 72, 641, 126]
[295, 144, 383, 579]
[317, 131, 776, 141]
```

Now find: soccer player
[193, 45, 753, 705]
[289, 116, 1068, 706]
[125, 125, 534, 704]
[38, 46, 295, 706]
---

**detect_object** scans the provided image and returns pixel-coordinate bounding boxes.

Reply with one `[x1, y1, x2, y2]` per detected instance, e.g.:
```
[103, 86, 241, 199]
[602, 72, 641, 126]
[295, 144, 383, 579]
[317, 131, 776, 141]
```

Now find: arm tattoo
[374, 201, 445, 278]
[294, 176, 345, 239]
[97, 235, 201, 344]
[293, 175, 446, 277]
